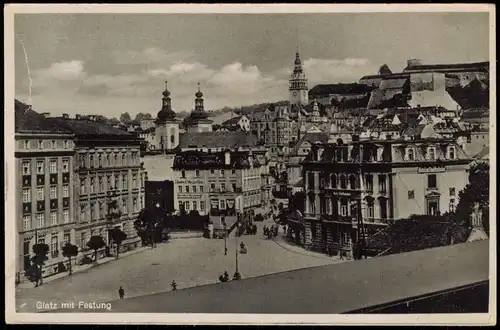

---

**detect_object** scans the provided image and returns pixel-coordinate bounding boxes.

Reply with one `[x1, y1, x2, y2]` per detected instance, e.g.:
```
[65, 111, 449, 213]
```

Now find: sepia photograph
[4, 4, 496, 325]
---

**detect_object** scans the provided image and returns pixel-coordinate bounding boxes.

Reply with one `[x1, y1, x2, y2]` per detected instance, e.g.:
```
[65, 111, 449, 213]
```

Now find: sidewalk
[272, 232, 348, 263]
[16, 244, 154, 289]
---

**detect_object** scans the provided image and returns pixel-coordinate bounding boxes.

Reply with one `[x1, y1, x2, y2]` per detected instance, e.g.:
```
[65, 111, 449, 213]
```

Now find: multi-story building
[172, 149, 269, 218]
[15, 100, 77, 279]
[47, 115, 146, 252]
[301, 133, 471, 257]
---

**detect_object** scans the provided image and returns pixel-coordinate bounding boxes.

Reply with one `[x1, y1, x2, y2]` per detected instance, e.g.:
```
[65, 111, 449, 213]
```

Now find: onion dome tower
[155, 81, 179, 152]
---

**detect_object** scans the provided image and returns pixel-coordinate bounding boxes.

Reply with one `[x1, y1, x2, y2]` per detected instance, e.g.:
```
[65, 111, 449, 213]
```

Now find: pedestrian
[283, 225, 286, 234]
[340, 252, 344, 260]
[171, 280, 177, 291]
[118, 286, 125, 299]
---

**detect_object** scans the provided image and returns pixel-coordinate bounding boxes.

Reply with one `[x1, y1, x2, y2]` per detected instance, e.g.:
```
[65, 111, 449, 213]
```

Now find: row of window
[80, 196, 143, 222]
[178, 200, 205, 212]
[407, 187, 456, 199]
[22, 210, 70, 230]
[180, 169, 238, 178]
[405, 146, 457, 161]
[22, 185, 69, 202]
[309, 173, 445, 191]
[78, 151, 140, 168]
[22, 159, 70, 175]
[21, 140, 71, 150]
[80, 173, 141, 195]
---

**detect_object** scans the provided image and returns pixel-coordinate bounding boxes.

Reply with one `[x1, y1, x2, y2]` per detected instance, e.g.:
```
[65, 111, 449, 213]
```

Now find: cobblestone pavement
[16, 220, 344, 313]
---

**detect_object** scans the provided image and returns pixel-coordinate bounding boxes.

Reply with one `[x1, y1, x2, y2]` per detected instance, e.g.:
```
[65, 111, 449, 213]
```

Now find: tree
[288, 191, 306, 213]
[132, 112, 153, 125]
[26, 243, 49, 287]
[189, 209, 201, 217]
[61, 243, 79, 275]
[119, 112, 132, 124]
[452, 163, 490, 238]
[86, 236, 106, 264]
[110, 228, 127, 259]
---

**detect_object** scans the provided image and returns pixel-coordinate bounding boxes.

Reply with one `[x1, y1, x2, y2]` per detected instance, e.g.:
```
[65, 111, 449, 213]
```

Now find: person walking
[118, 286, 125, 299]
[171, 280, 177, 291]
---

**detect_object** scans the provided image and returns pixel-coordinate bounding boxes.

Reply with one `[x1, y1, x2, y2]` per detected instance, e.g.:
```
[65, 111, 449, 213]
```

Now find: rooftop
[47, 117, 138, 138]
[178, 131, 259, 149]
[221, 116, 244, 126]
[15, 100, 72, 134]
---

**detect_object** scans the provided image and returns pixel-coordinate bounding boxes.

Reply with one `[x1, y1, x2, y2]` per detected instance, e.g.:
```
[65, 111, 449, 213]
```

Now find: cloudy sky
[14, 12, 490, 118]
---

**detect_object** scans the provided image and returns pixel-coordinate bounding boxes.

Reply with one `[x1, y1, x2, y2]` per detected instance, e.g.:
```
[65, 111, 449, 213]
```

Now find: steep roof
[221, 116, 243, 126]
[178, 131, 259, 149]
[290, 132, 329, 155]
[309, 83, 374, 96]
[47, 117, 137, 138]
[15, 100, 72, 134]
[474, 145, 489, 159]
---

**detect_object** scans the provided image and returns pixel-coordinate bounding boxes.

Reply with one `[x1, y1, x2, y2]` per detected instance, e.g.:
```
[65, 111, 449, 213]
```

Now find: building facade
[172, 149, 269, 218]
[47, 116, 146, 254]
[301, 134, 470, 257]
[15, 100, 77, 278]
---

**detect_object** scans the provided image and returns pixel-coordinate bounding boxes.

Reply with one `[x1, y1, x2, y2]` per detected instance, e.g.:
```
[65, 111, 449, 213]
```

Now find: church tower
[289, 48, 309, 106]
[184, 82, 213, 133]
[155, 81, 179, 153]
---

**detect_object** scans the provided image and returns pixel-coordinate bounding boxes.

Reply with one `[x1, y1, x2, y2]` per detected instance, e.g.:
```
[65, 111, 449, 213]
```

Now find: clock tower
[289, 49, 309, 106]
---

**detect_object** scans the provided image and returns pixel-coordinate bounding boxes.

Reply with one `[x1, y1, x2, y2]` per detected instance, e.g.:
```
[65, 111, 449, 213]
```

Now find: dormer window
[406, 147, 415, 161]
[447, 146, 456, 160]
[427, 147, 436, 160]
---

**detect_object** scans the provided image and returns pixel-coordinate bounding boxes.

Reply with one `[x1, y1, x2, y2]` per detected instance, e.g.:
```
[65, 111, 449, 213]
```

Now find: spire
[192, 82, 208, 119]
[156, 81, 176, 122]
[294, 48, 303, 73]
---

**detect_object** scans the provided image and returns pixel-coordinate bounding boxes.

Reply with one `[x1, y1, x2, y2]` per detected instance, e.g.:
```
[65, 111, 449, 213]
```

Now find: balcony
[321, 214, 355, 224]
[362, 217, 391, 226]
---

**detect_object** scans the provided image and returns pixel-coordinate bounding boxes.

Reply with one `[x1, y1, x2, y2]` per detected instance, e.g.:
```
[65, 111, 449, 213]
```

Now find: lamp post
[222, 216, 227, 255]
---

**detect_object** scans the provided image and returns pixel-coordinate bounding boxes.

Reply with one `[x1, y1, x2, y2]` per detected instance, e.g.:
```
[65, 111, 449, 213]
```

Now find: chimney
[62, 113, 69, 119]
[75, 114, 82, 120]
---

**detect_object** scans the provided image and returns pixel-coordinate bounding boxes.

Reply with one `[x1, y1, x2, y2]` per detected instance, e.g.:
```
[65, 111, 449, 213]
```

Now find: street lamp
[222, 216, 227, 256]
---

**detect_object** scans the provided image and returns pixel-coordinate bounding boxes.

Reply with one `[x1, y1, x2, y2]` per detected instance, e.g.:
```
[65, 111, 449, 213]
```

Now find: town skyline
[15, 12, 490, 118]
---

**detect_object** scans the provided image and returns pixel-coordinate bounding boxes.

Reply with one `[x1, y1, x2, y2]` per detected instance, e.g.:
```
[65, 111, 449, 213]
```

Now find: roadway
[16, 219, 342, 313]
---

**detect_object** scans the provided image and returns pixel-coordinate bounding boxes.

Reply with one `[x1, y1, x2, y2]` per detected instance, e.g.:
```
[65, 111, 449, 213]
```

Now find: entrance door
[427, 199, 440, 216]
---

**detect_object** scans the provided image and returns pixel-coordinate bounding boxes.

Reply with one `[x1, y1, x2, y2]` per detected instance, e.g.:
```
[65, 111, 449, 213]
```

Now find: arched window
[340, 174, 347, 189]
[349, 175, 356, 190]
[330, 174, 337, 188]
[170, 135, 175, 144]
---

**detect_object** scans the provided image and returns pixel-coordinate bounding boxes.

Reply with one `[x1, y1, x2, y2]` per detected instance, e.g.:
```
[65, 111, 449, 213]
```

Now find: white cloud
[21, 56, 378, 117]
[35, 60, 86, 81]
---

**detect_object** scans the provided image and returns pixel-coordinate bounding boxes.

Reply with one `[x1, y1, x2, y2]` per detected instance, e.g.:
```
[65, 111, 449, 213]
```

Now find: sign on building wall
[418, 167, 446, 174]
